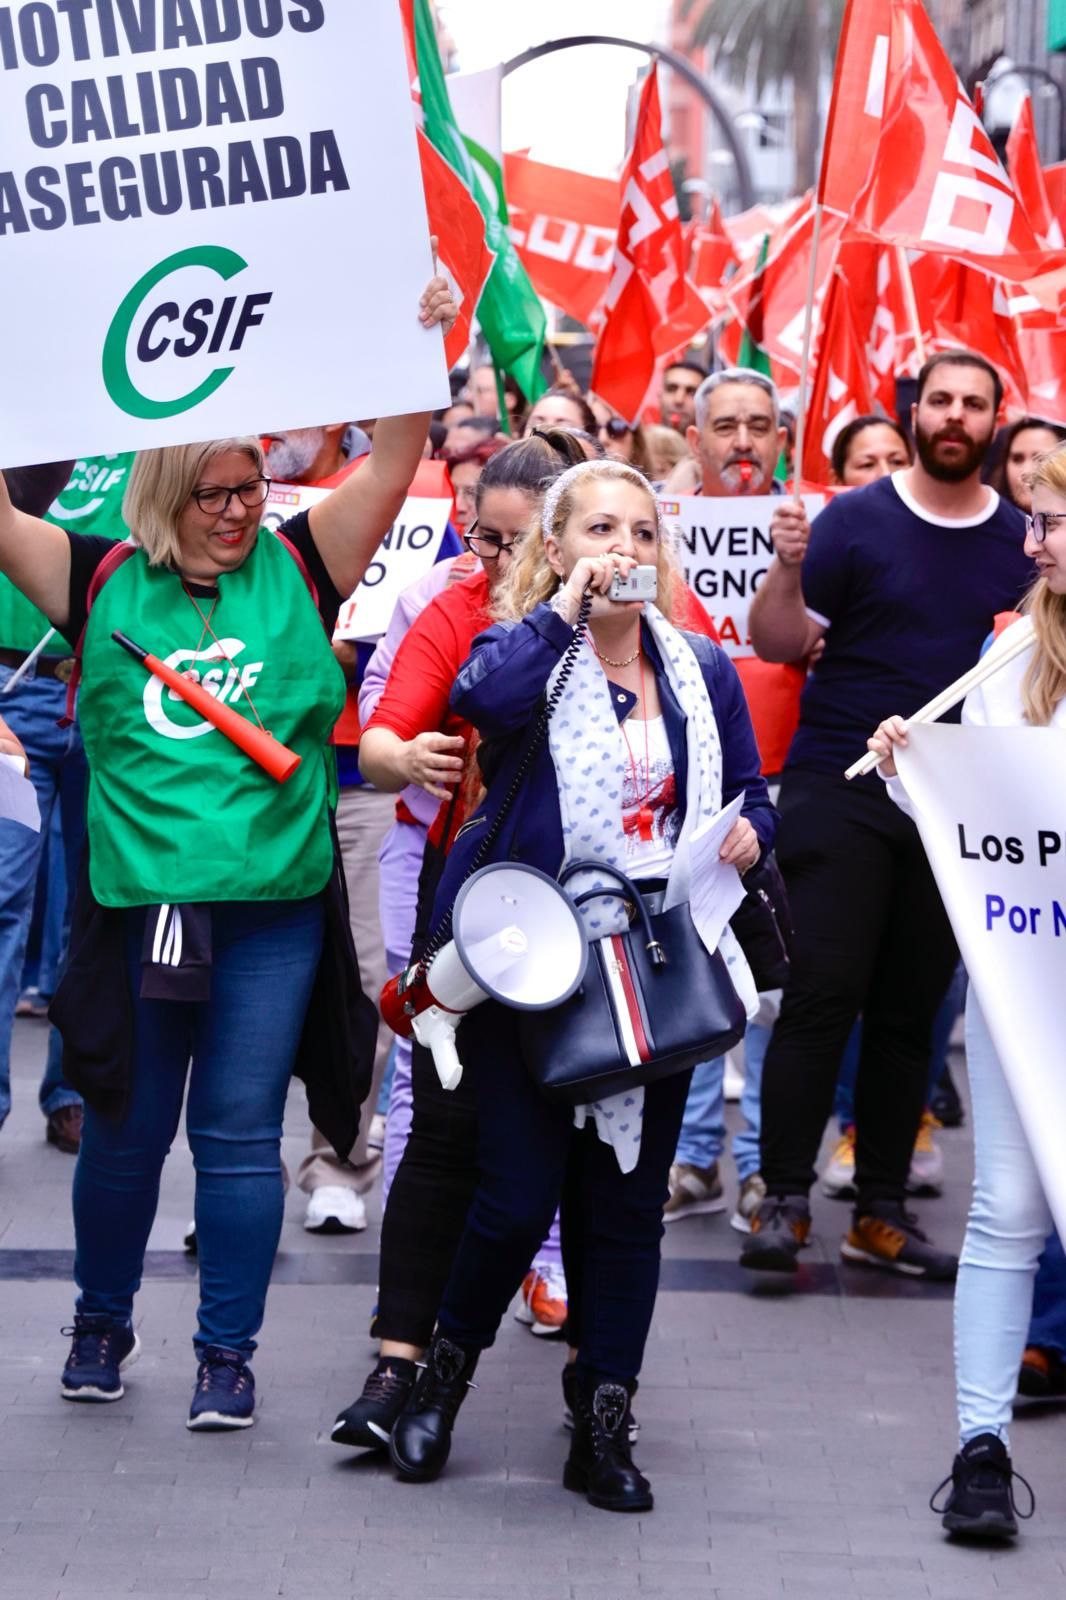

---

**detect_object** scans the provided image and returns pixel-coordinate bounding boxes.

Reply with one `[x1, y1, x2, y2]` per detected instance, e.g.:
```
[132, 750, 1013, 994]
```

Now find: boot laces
[588, 1383, 636, 1466]
[413, 1341, 477, 1423]
[362, 1364, 412, 1405]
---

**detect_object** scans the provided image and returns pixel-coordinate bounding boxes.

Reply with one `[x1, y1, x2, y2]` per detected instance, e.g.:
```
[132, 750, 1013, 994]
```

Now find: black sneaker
[931, 1433, 1034, 1539]
[60, 1314, 140, 1402]
[332, 1357, 416, 1450]
[930, 1063, 965, 1129]
[186, 1346, 255, 1431]
[739, 1195, 811, 1274]
[841, 1200, 957, 1281]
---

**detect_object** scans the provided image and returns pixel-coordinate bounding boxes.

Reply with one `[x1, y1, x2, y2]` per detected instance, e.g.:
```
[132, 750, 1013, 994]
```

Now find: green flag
[413, 0, 546, 403]
[737, 234, 774, 378]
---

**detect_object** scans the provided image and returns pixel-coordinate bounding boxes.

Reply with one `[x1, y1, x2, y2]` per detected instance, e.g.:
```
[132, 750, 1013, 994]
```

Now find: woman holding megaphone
[381, 458, 776, 1511]
[0, 267, 456, 1432]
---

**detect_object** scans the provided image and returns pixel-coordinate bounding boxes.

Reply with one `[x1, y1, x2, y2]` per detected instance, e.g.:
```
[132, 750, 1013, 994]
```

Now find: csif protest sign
[263, 480, 450, 642]
[0, 1, 449, 464]
[896, 722, 1066, 1241]
[658, 493, 824, 658]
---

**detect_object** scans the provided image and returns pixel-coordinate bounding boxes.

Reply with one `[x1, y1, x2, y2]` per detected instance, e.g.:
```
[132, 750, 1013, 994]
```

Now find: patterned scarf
[547, 605, 755, 1172]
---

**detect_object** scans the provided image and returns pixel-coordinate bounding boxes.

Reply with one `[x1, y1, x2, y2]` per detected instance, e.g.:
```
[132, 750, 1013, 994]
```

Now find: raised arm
[748, 500, 825, 664]
[0, 469, 75, 630]
[307, 259, 456, 596]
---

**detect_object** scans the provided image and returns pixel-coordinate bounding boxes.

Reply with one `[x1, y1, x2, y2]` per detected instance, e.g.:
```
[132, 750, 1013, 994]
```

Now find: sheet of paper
[689, 793, 746, 953]
[0, 754, 40, 832]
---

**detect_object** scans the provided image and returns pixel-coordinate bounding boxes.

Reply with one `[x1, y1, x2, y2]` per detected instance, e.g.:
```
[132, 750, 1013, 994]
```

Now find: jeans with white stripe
[72, 897, 323, 1354]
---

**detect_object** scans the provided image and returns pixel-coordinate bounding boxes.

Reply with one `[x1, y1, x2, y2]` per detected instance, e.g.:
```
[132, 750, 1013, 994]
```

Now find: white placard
[658, 494, 825, 658]
[0, 1, 448, 464]
[263, 481, 451, 642]
[896, 723, 1066, 1241]
[0, 753, 40, 832]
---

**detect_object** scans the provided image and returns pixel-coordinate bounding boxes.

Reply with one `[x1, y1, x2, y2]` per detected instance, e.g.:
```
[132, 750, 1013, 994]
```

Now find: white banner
[658, 493, 825, 657]
[897, 723, 1066, 1240]
[263, 481, 450, 641]
[0, 1, 448, 464]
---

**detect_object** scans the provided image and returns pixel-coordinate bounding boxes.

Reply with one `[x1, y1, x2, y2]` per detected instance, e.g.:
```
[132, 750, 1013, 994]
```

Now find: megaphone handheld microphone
[381, 864, 588, 1091]
[112, 631, 301, 783]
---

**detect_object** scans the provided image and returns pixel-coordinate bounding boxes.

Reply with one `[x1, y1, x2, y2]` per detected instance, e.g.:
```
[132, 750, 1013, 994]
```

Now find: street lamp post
[500, 34, 757, 211]
[980, 60, 1066, 162]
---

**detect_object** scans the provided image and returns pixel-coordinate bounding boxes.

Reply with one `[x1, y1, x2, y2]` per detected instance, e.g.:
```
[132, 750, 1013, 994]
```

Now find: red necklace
[618, 642, 655, 843]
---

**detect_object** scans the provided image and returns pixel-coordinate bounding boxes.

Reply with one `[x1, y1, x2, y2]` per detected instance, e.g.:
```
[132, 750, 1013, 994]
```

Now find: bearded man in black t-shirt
[739, 350, 1032, 1283]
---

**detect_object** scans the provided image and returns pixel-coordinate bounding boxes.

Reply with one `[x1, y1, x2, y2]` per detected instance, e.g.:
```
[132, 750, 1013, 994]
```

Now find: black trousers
[759, 769, 958, 1208]
[375, 1038, 479, 1349]
[435, 1004, 692, 1382]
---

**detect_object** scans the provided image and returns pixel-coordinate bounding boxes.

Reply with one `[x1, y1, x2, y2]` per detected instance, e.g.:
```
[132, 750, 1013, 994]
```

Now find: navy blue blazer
[430, 602, 778, 932]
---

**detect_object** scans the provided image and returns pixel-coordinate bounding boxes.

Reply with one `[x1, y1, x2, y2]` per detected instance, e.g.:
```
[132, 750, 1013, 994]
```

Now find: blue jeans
[1029, 1230, 1066, 1360]
[0, 668, 85, 1126]
[954, 994, 1052, 1447]
[73, 897, 324, 1355]
[674, 1020, 770, 1182]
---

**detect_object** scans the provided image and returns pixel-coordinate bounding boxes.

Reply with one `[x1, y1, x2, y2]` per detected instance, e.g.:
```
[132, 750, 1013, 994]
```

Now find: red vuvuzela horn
[112, 631, 301, 784]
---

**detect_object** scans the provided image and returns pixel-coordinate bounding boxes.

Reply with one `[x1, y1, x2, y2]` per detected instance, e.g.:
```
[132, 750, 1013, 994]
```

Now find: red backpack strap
[272, 527, 328, 634]
[59, 541, 137, 726]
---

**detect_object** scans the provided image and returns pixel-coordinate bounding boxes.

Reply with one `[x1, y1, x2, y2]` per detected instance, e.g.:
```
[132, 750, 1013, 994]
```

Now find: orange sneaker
[514, 1267, 568, 1338]
[821, 1126, 856, 1199]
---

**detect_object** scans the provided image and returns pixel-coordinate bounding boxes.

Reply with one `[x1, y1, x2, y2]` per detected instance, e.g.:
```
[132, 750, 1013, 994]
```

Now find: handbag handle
[560, 858, 667, 968]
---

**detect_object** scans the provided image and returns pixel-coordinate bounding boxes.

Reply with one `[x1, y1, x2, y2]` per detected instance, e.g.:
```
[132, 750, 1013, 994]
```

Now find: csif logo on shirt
[143, 640, 263, 741]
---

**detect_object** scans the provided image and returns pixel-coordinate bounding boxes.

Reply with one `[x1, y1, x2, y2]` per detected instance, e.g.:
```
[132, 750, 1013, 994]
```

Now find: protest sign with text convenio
[0, 0, 449, 462]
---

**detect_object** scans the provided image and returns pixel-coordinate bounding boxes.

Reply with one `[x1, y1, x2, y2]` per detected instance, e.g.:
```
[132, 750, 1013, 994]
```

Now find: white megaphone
[379, 863, 588, 1090]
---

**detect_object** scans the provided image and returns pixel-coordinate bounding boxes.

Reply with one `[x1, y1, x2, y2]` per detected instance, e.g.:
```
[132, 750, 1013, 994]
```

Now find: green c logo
[102, 245, 248, 420]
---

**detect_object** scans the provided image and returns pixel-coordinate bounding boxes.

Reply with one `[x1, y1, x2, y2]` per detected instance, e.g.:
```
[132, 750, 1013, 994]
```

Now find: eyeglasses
[189, 477, 272, 515]
[597, 417, 631, 439]
[463, 523, 525, 560]
[1025, 511, 1066, 544]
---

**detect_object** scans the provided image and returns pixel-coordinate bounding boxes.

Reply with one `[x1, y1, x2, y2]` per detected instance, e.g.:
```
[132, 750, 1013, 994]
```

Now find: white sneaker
[723, 1057, 745, 1103]
[366, 1112, 387, 1152]
[304, 1186, 367, 1234]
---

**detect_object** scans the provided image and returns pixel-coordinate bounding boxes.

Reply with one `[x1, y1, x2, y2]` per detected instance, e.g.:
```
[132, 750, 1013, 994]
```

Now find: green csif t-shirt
[0, 454, 133, 654]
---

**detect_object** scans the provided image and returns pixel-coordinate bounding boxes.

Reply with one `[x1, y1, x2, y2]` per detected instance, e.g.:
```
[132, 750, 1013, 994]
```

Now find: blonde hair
[1021, 440, 1066, 725]
[494, 459, 681, 623]
[123, 436, 265, 567]
[644, 424, 691, 478]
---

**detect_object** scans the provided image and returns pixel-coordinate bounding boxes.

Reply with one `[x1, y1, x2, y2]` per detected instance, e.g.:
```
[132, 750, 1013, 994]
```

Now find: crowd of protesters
[2, 311, 1064, 1537]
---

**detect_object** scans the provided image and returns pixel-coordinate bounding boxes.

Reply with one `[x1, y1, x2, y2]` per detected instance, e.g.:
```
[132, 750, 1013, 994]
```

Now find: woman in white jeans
[868, 442, 1066, 1540]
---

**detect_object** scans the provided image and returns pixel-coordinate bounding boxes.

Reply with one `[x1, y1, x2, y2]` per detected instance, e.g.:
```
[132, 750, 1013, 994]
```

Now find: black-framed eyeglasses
[463, 523, 524, 560]
[597, 417, 631, 439]
[189, 477, 272, 515]
[1025, 511, 1066, 544]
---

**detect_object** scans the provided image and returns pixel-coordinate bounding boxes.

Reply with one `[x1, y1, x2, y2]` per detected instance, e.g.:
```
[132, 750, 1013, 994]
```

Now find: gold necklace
[590, 633, 641, 669]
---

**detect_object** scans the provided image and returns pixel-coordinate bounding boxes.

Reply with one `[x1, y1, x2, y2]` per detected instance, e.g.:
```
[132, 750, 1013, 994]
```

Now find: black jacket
[49, 826, 377, 1160]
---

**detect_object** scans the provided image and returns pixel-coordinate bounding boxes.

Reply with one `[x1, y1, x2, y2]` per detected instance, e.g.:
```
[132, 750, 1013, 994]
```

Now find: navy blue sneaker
[186, 1346, 255, 1431]
[61, 1314, 140, 1402]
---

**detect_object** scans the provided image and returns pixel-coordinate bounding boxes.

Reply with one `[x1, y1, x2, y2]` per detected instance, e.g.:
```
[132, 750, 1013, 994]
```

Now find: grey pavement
[2, 1017, 1064, 1600]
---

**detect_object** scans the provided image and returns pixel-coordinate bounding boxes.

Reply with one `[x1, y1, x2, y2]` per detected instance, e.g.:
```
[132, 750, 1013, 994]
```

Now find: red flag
[832, 241, 922, 417]
[824, 0, 1066, 299]
[910, 257, 1027, 411]
[417, 131, 496, 368]
[590, 67, 710, 422]
[1007, 96, 1065, 249]
[686, 196, 739, 315]
[801, 268, 876, 485]
[503, 153, 618, 328]
[720, 202, 844, 385]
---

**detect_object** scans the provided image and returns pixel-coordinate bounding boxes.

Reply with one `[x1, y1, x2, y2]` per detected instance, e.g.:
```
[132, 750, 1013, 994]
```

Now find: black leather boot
[563, 1375, 653, 1513]
[388, 1334, 479, 1483]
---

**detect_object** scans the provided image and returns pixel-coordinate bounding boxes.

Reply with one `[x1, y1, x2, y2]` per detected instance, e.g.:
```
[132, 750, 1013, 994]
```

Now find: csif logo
[102, 246, 273, 420]
[144, 640, 263, 740]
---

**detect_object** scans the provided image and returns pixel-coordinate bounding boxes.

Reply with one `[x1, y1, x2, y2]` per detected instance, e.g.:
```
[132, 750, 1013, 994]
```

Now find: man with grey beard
[263, 424, 370, 487]
[685, 368, 787, 498]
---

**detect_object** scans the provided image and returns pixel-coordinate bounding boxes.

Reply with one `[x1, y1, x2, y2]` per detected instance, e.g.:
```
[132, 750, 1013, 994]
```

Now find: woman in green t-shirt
[0, 269, 455, 1432]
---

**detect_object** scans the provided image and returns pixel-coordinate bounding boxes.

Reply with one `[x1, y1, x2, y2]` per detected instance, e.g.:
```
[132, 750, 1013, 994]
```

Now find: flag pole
[895, 245, 927, 365]
[789, 201, 825, 493]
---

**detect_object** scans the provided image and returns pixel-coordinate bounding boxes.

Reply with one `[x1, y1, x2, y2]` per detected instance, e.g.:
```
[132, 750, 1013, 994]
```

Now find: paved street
[1, 1017, 1063, 1600]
